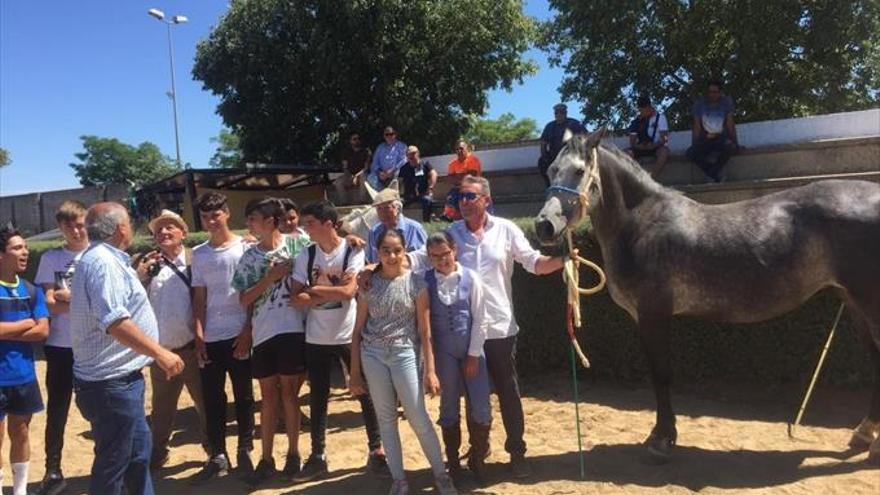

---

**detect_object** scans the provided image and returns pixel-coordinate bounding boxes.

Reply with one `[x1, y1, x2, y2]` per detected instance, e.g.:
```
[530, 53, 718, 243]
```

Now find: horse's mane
[593, 139, 682, 199]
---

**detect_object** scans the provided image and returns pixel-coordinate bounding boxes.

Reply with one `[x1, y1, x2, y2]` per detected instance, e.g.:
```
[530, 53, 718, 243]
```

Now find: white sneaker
[434, 473, 458, 495]
[388, 479, 409, 495]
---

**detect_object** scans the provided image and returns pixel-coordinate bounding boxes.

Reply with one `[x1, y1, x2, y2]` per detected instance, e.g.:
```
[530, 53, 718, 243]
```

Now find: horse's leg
[840, 285, 880, 462]
[636, 310, 676, 461]
[845, 305, 880, 462]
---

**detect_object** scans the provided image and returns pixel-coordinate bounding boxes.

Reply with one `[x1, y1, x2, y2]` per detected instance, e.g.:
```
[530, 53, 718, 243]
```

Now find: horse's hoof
[644, 432, 675, 464]
[867, 437, 880, 465]
[849, 418, 880, 451]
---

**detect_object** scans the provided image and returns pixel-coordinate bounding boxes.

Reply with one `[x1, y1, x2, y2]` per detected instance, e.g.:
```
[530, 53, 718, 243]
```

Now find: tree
[0, 147, 10, 168]
[464, 113, 539, 147]
[193, 0, 535, 165]
[69, 136, 179, 187]
[539, 1, 880, 129]
[209, 128, 244, 168]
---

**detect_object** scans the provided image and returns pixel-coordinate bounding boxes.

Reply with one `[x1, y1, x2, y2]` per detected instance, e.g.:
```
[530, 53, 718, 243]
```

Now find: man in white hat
[365, 189, 427, 263]
[134, 210, 208, 470]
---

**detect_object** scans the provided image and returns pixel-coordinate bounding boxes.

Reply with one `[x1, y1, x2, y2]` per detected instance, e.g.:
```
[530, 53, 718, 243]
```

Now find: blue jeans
[435, 350, 491, 427]
[75, 371, 154, 495]
[360, 343, 445, 481]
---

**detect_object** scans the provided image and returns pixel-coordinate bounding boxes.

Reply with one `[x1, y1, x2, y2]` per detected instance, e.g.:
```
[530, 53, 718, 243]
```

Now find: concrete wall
[422, 108, 880, 173]
[0, 184, 129, 236]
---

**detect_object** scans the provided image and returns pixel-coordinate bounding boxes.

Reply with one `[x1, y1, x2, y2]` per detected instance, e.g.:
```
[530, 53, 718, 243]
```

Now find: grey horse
[534, 128, 880, 462]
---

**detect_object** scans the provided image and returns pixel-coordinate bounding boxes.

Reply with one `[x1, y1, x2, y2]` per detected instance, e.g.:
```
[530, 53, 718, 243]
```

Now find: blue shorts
[0, 380, 44, 419]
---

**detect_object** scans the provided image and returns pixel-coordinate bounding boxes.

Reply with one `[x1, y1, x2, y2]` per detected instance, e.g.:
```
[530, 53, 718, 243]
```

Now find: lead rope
[560, 147, 607, 478]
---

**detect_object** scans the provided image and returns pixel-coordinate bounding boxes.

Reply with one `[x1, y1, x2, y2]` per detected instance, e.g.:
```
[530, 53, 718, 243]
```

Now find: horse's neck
[591, 148, 667, 238]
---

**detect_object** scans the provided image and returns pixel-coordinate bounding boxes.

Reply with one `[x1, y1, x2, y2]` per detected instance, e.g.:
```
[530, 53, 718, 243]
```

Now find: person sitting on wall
[367, 127, 407, 192]
[686, 79, 740, 182]
[398, 145, 437, 222]
[626, 96, 671, 180]
[538, 103, 585, 187]
[442, 140, 482, 222]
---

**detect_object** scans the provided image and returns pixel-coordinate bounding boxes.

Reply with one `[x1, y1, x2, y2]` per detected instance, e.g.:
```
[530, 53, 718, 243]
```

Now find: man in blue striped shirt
[0, 226, 49, 495]
[70, 203, 184, 495]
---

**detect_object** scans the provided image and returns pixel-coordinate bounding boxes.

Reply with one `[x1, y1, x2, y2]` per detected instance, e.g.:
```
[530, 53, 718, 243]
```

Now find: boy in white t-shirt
[33, 200, 88, 495]
[232, 198, 310, 485]
[289, 201, 386, 480]
[190, 192, 255, 484]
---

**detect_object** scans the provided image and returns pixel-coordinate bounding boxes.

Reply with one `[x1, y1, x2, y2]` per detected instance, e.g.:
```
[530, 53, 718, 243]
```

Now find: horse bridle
[545, 147, 600, 224]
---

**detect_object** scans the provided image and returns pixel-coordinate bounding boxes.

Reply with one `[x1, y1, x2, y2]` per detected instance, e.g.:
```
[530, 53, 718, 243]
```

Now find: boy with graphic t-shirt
[33, 200, 88, 495]
[290, 201, 386, 481]
[190, 192, 255, 484]
[232, 198, 311, 485]
[0, 227, 49, 495]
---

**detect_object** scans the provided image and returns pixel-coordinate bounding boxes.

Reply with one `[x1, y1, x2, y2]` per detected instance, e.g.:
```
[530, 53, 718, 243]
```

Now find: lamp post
[148, 8, 187, 168]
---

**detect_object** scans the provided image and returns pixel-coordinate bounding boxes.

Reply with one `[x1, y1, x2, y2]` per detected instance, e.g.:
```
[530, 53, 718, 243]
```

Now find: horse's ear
[562, 128, 575, 144]
[584, 125, 607, 149]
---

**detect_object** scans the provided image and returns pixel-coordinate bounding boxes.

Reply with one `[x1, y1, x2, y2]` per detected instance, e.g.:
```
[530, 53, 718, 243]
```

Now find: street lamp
[148, 8, 188, 168]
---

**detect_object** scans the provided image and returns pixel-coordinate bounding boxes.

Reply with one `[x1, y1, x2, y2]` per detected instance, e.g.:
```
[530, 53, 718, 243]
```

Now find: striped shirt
[70, 242, 158, 381]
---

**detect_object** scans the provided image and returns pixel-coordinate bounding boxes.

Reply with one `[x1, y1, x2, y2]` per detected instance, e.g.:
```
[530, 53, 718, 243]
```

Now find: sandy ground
[13, 361, 880, 494]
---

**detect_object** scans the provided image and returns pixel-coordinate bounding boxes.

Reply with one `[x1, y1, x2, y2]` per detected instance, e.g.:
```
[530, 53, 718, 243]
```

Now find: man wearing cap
[397, 145, 437, 222]
[538, 103, 586, 186]
[134, 210, 208, 470]
[626, 96, 670, 179]
[365, 189, 428, 263]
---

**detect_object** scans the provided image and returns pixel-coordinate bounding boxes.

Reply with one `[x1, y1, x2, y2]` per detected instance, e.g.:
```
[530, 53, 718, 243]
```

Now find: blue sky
[0, 0, 566, 196]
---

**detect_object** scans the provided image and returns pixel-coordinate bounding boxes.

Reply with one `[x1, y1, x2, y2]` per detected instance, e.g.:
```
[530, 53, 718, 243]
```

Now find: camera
[147, 257, 164, 277]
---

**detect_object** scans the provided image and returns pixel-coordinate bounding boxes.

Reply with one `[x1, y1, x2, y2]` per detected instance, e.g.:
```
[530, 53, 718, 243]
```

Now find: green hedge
[24, 220, 871, 386]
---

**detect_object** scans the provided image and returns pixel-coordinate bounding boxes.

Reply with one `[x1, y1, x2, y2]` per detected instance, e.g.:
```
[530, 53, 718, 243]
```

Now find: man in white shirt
[133, 210, 207, 471]
[190, 193, 255, 483]
[290, 200, 386, 480]
[409, 175, 568, 478]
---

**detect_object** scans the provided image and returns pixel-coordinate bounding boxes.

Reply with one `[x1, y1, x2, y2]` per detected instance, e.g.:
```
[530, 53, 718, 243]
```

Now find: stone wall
[0, 183, 129, 236]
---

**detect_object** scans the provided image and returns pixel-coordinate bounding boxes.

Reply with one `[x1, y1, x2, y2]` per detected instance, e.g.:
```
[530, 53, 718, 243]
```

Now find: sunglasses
[384, 132, 396, 137]
[459, 191, 483, 202]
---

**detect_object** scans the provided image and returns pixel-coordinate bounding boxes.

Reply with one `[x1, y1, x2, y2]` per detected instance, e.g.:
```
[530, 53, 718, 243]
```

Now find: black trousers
[484, 335, 526, 456]
[44, 345, 74, 473]
[200, 337, 255, 457]
[306, 343, 382, 455]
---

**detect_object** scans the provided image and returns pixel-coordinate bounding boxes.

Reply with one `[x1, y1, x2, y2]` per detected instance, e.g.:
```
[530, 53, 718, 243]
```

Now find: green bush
[24, 219, 871, 387]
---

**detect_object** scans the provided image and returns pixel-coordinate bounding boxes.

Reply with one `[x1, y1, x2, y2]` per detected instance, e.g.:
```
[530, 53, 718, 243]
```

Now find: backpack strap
[22, 279, 37, 313]
[649, 113, 660, 142]
[307, 244, 317, 287]
[342, 244, 352, 273]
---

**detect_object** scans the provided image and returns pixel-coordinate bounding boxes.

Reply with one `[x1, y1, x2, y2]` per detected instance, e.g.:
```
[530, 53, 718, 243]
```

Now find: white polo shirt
[411, 215, 542, 340]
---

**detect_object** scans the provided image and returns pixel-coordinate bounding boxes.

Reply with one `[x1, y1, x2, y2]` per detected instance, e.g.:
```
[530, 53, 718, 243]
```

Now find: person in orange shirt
[443, 140, 482, 221]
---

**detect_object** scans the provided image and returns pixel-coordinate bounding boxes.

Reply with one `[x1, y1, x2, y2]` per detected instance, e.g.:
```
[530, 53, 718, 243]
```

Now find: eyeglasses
[459, 192, 484, 202]
[456, 147, 466, 152]
[429, 250, 453, 261]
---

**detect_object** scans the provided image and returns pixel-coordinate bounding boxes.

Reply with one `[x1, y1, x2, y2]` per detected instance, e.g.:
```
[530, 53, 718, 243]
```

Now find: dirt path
[22, 363, 879, 494]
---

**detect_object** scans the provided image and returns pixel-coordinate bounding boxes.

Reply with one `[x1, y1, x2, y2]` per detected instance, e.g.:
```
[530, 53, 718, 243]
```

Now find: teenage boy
[133, 210, 208, 470]
[232, 198, 311, 485]
[33, 200, 88, 495]
[290, 201, 386, 480]
[0, 227, 49, 495]
[190, 192, 255, 483]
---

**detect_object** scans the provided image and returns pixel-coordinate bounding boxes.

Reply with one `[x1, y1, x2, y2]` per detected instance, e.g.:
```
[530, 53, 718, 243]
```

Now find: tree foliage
[69, 136, 179, 187]
[193, 0, 535, 165]
[464, 113, 539, 147]
[209, 129, 244, 168]
[539, 0, 880, 129]
[0, 147, 10, 168]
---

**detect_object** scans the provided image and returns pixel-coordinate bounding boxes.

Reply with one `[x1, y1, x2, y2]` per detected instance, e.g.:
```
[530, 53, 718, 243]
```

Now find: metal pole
[165, 22, 182, 168]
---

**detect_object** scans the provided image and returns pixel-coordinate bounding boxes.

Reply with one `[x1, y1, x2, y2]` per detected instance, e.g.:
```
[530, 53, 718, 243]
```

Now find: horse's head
[535, 126, 606, 245]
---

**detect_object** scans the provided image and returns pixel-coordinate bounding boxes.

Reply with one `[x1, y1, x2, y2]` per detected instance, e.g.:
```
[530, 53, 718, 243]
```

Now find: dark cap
[553, 103, 567, 112]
